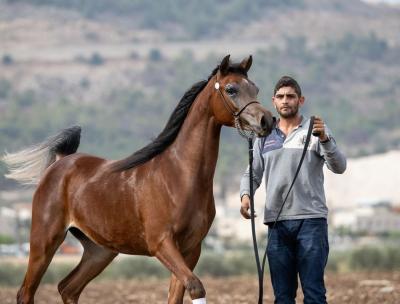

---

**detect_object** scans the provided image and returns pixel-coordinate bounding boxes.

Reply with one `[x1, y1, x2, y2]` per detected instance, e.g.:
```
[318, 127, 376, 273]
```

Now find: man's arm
[239, 137, 265, 219]
[320, 137, 347, 174]
[313, 117, 347, 174]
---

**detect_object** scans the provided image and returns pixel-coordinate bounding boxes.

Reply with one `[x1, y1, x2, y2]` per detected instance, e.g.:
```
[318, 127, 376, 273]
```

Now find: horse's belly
[70, 219, 150, 255]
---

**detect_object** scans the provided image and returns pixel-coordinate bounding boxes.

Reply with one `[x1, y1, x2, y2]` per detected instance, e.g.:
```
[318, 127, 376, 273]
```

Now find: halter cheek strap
[214, 81, 237, 116]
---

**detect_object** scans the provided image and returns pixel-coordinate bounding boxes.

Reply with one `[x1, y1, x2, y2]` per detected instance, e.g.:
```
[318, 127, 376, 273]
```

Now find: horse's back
[56, 152, 108, 176]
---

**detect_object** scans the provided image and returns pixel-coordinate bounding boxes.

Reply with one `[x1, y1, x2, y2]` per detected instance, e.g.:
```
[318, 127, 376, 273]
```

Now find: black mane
[112, 63, 247, 172]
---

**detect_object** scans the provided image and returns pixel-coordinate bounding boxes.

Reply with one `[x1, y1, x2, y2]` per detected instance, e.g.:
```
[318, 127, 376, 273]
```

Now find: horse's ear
[240, 55, 252, 72]
[219, 54, 230, 75]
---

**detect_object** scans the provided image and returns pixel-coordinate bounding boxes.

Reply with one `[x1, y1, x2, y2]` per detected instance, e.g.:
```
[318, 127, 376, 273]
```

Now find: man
[239, 76, 346, 303]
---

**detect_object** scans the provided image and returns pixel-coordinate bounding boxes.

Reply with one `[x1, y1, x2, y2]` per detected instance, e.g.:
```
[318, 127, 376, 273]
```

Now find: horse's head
[210, 55, 274, 137]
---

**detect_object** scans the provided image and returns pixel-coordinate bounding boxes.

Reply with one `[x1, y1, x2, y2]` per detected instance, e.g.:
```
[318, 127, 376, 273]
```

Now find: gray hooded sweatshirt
[240, 116, 346, 224]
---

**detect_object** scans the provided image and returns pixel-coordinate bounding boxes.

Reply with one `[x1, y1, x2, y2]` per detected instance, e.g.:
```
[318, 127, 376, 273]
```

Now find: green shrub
[88, 52, 105, 66]
[0, 235, 15, 245]
[148, 48, 163, 62]
[100, 256, 169, 280]
[0, 78, 12, 98]
[196, 251, 259, 277]
[349, 246, 400, 271]
[42, 262, 75, 284]
[0, 263, 25, 286]
[2, 54, 13, 65]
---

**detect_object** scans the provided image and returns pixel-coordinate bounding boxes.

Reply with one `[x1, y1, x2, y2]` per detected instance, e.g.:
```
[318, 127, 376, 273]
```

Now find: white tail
[3, 145, 55, 185]
[1, 126, 81, 185]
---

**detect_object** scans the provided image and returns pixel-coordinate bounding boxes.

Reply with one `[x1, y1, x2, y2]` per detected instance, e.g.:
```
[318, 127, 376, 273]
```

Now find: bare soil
[1, 272, 399, 303]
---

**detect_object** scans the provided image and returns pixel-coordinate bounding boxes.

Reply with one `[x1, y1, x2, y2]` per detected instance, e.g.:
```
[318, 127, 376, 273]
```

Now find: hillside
[2, 0, 399, 44]
[0, 0, 399, 192]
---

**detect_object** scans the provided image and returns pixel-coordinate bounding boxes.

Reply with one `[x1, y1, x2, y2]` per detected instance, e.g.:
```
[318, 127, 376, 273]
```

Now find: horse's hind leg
[17, 196, 67, 304]
[168, 246, 201, 304]
[58, 228, 117, 304]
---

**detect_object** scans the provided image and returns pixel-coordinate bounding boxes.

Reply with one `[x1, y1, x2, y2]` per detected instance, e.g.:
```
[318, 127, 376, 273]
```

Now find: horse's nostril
[260, 115, 267, 131]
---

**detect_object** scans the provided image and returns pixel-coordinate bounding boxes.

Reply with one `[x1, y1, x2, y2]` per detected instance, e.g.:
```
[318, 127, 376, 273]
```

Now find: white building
[331, 201, 400, 233]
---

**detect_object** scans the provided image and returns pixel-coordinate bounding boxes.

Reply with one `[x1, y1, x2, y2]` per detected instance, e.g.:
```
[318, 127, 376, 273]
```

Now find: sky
[362, 0, 400, 4]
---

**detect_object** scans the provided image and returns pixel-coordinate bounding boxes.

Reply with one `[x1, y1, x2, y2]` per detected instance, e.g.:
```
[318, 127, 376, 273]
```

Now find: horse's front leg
[168, 245, 201, 304]
[155, 238, 206, 304]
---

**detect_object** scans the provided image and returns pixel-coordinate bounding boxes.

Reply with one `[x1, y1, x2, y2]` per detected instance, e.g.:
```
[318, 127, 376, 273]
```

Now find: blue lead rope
[248, 116, 315, 304]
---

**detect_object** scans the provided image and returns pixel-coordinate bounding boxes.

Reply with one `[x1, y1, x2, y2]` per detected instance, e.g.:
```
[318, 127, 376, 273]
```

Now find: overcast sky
[362, 0, 400, 4]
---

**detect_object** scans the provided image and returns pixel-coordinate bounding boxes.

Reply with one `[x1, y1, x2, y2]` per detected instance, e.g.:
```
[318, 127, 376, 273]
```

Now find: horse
[2, 55, 274, 304]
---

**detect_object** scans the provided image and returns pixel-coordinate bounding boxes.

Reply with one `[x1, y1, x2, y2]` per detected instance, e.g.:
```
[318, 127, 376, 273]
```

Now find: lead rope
[214, 79, 263, 302]
[248, 136, 264, 304]
[249, 116, 315, 304]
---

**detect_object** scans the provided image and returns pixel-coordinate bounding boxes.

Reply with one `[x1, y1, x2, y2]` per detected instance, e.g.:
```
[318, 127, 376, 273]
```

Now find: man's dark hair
[274, 76, 302, 97]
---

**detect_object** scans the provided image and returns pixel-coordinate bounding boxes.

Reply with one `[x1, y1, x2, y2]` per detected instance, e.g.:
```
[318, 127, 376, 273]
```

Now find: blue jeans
[267, 218, 329, 304]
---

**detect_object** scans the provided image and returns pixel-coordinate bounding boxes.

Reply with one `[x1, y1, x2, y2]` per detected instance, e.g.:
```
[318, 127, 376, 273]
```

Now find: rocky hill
[0, 0, 399, 192]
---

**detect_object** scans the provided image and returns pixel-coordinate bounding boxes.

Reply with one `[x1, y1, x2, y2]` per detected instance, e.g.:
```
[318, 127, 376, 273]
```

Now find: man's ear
[299, 96, 305, 106]
[272, 97, 277, 110]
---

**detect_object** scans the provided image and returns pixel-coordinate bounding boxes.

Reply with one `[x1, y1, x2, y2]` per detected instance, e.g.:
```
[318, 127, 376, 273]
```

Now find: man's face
[272, 86, 304, 119]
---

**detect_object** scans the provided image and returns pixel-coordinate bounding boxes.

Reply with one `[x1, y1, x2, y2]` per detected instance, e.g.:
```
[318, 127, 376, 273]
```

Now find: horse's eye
[225, 86, 238, 96]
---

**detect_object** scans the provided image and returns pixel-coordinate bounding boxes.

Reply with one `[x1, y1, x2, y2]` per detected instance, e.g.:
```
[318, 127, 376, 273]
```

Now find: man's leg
[297, 218, 329, 304]
[267, 221, 298, 304]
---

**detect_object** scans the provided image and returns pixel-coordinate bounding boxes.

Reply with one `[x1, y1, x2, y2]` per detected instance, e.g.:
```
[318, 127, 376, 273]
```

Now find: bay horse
[2, 55, 274, 304]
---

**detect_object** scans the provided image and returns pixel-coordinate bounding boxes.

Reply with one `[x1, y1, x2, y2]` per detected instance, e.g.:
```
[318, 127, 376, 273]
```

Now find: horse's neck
[168, 88, 221, 182]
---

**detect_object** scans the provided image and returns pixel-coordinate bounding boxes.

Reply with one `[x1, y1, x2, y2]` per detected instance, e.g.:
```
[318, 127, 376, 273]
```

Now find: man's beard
[277, 105, 299, 118]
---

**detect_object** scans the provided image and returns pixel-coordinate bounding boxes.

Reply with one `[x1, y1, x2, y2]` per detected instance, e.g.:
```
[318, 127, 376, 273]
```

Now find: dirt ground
[1, 272, 399, 303]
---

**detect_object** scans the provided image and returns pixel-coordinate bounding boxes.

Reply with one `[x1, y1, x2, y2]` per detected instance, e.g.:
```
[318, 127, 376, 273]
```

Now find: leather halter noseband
[214, 75, 260, 138]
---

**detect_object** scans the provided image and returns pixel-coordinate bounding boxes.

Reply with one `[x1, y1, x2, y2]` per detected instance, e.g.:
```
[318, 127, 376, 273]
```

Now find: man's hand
[240, 195, 256, 219]
[313, 116, 329, 142]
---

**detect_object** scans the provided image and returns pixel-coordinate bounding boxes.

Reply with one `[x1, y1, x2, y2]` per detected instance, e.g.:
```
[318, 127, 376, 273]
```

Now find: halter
[214, 76, 259, 139]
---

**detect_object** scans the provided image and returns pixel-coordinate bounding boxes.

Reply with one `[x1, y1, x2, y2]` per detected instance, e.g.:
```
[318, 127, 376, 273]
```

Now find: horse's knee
[186, 277, 206, 299]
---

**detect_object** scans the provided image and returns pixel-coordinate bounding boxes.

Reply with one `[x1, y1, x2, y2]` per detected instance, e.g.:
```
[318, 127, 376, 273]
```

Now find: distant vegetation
[2, 54, 13, 66]
[1, 32, 399, 190]
[1, 0, 399, 192]
[1, 246, 399, 286]
[11, 0, 303, 38]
